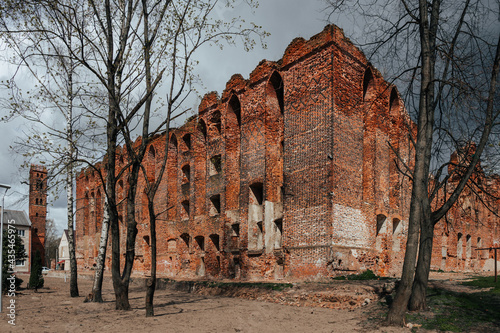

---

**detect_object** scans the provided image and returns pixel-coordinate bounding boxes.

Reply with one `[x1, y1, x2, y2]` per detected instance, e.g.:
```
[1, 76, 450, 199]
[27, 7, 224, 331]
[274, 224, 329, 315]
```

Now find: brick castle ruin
[73, 25, 500, 280]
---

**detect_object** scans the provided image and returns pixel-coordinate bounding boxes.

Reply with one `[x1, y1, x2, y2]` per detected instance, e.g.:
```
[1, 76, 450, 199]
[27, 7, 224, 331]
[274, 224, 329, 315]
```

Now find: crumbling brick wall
[73, 24, 500, 280]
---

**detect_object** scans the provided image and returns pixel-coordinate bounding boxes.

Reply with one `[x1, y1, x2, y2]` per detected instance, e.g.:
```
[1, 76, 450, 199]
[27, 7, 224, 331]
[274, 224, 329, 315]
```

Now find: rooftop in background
[1, 208, 31, 227]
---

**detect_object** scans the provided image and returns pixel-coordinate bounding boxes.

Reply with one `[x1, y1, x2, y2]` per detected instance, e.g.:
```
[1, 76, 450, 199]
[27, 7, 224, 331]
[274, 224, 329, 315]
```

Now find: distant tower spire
[29, 165, 47, 264]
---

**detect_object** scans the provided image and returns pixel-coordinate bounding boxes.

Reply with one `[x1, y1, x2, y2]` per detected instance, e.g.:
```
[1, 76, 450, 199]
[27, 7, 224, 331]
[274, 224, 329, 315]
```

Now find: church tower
[29, 165, 47, 264]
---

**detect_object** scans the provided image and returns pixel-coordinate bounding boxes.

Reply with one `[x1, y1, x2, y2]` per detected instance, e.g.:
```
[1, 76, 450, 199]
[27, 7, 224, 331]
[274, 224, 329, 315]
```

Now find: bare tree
[44, 219, 61, 268]
[325, 0, 500, 326]
[0, 1, 106, 298]
[11, 0, 265, 311]
[120, 0, 266, 315]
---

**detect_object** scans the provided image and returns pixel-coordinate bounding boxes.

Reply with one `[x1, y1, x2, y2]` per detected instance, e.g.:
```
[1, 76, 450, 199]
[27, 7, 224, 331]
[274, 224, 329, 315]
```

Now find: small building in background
[2, 209, 31, 273]
[57, 229, 70, 271]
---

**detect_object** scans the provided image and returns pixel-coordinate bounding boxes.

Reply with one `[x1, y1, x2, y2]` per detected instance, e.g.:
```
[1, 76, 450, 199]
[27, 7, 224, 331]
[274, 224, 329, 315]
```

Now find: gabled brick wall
[73, 25, 500, 280]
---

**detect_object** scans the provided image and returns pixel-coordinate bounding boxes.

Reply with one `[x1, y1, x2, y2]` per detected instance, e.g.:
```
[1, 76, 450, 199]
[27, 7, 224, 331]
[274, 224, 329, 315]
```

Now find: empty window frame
[209, 194, 221, 216]
[181, 164, 191, 183]
[249, 182, 264, 205]
[181, 200, 190, 220]
[182, 134, 191, 150]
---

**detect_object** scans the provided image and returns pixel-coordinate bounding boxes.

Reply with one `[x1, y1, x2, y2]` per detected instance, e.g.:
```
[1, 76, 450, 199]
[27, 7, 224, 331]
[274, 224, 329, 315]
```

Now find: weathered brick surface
[73, 25, 500, 280]
[29, 165, 47, 263]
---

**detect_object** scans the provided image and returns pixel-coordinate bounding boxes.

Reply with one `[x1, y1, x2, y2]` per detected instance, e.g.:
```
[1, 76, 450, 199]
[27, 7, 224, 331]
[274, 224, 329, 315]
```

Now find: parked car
[41, 267, 50, 274]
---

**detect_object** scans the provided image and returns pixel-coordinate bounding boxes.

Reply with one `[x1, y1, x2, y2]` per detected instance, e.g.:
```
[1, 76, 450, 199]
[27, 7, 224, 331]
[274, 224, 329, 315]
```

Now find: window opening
[209, 194, 221, 216]
[249, 182, 264, 205]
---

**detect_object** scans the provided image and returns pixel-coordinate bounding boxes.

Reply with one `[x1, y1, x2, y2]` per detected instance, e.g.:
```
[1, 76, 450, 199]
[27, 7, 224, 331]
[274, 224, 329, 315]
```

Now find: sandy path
[0, 275, 413, 333]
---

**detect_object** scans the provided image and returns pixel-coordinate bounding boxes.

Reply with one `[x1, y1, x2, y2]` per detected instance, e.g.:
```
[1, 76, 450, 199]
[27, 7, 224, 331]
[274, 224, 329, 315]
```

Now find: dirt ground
[0, 271, 479, 333]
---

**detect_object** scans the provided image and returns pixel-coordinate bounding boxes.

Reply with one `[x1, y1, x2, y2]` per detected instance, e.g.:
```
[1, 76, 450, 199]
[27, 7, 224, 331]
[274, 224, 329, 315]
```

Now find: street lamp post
[0, 183, 11, 313]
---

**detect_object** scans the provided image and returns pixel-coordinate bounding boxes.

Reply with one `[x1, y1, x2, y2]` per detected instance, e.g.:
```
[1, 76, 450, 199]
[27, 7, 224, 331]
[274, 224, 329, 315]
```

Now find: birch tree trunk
[66, 157, 79, 297]
[88, 197, 110, 302]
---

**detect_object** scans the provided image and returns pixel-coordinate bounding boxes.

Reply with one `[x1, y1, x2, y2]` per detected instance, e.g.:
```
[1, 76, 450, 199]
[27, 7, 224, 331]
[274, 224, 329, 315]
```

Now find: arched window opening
[392, 218, 401, 235]
[477, 237, 485, 259]
[392, 218, 401, 252]
[228, 95, 241, 126]
[181, 200, 190, 220]
[209, 155, 222, 176]
[195, 236, 205, 251]
[181, 164, 191, 183]
[167, 134, 178, 221]
[180, 233, 190, 249]
[211, 111, 222, 135]
[376, 214, 386, 236]
[269, 71, 284, 114]
[182, 134, 191, 150]
[167, 239, 177, 252]
[249, 182, 264, 206]
[363, 67, 375, 101]
[147, 145, 156, 182]
[457, 233, 463, 259]
[274, 218, 283, 249]
[210, 234, 220, 252]
[466, 234, 472, 259]
[198, 119, 208, 142]
[84, 193, 90, 236]
[231, 223, 240, 237]
[375, 214, 387, 252]
[169, 134, 178, 151]
[389, 87, 400, 115]
[209, 194, 221, 216]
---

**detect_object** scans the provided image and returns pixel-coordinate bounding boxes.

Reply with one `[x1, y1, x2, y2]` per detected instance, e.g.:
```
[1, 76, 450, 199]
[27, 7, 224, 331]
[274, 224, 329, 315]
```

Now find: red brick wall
[74, 24, 500, 280]
[29, 165, 47, 263]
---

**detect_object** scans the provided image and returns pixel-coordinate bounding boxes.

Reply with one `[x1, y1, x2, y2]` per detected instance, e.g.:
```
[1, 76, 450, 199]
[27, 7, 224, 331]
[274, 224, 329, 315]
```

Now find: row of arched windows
[34, 198, 44, 205]
[363, 67, 401, 116]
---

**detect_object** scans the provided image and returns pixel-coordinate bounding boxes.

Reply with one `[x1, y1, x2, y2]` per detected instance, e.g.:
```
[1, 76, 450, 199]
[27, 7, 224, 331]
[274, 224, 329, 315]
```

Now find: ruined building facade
[75, 25, 500, 280]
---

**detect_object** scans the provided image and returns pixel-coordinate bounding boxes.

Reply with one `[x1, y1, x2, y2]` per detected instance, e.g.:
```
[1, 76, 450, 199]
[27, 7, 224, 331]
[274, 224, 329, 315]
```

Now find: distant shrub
[333, 269, 382, 280]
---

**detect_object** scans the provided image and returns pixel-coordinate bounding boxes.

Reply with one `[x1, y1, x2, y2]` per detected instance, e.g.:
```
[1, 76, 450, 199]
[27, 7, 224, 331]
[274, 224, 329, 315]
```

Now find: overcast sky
[0, 0, 337, 235]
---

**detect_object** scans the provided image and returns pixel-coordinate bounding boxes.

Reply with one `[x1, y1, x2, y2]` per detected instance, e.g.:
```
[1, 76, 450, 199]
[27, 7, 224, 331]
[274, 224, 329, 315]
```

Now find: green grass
[462, 275, 500, 293]
[406, 286, 500, 332]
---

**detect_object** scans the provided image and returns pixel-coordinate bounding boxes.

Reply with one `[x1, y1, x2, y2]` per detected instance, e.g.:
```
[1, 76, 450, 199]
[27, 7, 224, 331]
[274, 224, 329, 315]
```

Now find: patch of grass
[430, 268, 445, 273]
[332, 269, 390, 281]
[406, 287, 500, 332]
[462, 275, 500, 293]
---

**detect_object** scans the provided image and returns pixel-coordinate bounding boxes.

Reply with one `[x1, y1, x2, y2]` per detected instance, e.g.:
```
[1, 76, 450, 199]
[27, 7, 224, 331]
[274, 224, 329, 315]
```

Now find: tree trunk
[145, 201, 156, 317]
[385, 191, 422, 325]
[113, 161, 140, 311]
[66, 162, 79, 297]
[88, 198, 110, 302]
[386, 0, 439, 325]
[114, 282, 130, 310]
[409, 218, 434, 311]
